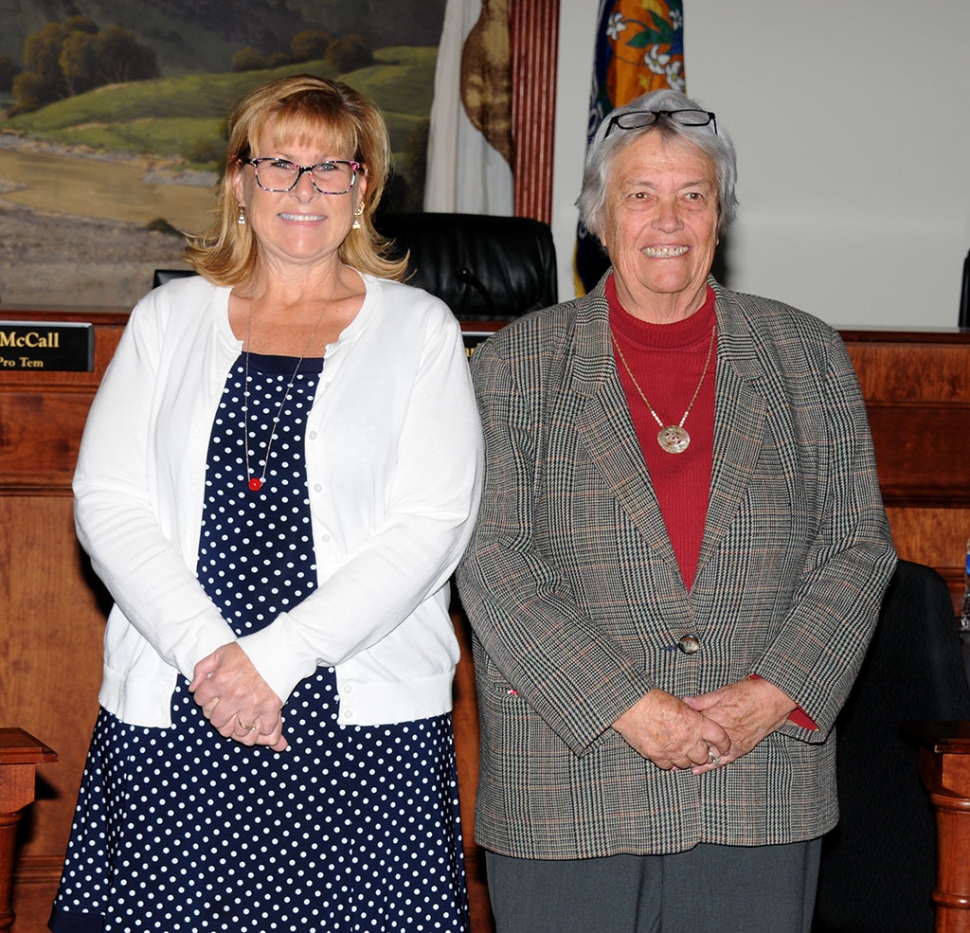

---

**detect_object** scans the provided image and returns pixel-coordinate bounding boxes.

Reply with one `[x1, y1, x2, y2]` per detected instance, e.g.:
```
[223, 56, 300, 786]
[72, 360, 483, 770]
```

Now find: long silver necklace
[611, 324, 716, 454]
[242, 272, 340, 492]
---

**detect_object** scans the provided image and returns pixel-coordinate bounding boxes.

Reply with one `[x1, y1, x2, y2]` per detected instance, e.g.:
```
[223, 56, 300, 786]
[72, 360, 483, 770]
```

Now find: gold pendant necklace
[611, 323, 716, 454]
[242, 271, 340, 492]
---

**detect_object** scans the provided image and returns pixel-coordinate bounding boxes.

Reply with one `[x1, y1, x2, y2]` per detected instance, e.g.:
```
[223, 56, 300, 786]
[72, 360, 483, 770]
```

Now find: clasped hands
[189, 642, 288, 752]
[612, 677, 796, 775]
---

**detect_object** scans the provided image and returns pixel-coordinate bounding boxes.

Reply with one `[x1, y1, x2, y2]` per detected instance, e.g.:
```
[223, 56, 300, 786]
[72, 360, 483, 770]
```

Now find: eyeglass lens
[611, 110, 716, 134]
[254, 160, 356, 193]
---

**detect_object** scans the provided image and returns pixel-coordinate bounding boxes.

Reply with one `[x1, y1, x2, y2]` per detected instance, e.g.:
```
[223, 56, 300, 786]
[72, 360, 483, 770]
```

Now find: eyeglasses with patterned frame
[240, 158, 361, 194]
[604, 109, 717, 137]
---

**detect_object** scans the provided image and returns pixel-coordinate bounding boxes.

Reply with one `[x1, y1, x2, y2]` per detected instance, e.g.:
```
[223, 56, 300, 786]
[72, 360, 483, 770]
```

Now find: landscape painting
[0, 0, 446, 309]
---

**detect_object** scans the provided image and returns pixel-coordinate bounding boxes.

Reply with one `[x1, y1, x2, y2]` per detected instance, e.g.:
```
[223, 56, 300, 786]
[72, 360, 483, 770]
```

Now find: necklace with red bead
[242, 272, 339, 492]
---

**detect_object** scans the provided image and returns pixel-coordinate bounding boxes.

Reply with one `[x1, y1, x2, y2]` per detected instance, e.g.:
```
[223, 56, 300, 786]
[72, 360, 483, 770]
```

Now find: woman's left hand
[683, 677, 796, 774]
[189, 643, 288, 751]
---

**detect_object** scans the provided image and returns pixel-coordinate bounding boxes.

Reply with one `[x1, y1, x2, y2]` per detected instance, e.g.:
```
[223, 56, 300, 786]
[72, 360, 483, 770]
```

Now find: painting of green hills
[0, 1, 444, 308]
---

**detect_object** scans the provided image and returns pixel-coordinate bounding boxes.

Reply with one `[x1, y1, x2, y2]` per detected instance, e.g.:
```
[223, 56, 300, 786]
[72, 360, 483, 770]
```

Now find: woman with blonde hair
[50, 74, 481, 933]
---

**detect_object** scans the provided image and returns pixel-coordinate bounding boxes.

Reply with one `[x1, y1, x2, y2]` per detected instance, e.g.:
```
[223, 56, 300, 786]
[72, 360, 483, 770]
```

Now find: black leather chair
[959, 248, 969, 328]
[153, 268, 194, 288]
[374, 211, 557, 321]
[156, 211, 558, 324]
[813, 560, 970, 933]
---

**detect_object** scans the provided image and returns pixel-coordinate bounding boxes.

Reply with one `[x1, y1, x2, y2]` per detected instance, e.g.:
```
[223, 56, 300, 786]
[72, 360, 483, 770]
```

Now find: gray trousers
[485, 839, 822, 933]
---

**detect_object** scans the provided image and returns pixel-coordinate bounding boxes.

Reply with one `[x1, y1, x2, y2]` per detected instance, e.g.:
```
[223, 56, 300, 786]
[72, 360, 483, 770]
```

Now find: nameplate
[0, 321, 94, 371]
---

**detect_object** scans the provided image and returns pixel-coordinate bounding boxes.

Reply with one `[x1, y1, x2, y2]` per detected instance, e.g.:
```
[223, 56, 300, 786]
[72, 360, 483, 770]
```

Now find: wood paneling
[867, 405, 970, 505]
[884, 508, 970, 584]
[0, 394, 93, 490]
[0, 310, 125, 930]
[842, 330, 970, 614]
[0, 311, 123, 493]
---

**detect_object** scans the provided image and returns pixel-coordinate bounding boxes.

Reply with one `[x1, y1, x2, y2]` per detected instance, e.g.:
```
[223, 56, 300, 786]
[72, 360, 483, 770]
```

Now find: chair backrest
[960, 249, 970, 328]
[813, 560, 970, 933]
[153, 269, 196, 289]
[154, 213, 558, 324]
[374, 211, 557, 321]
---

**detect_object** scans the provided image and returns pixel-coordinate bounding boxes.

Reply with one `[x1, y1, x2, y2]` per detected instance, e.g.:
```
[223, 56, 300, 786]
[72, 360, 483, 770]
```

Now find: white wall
[553, 0, 970, 328]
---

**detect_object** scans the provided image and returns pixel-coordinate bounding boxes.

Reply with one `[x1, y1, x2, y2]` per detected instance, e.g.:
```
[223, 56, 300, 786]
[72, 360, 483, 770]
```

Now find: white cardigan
[74, 272, 483, 729]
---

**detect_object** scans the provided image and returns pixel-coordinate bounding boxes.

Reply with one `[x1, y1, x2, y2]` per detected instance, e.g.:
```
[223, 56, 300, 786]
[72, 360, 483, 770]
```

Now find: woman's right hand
[612, 688, 729, 770]
[189, 643, 288, 751]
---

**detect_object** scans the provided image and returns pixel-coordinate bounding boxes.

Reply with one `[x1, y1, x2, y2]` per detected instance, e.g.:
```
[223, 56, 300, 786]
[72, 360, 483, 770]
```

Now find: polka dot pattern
[52, 353, 470, 932]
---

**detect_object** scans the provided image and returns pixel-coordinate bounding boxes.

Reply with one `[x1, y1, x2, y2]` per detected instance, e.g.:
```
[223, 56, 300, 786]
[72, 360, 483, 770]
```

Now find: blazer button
[678, 635, 701, 654]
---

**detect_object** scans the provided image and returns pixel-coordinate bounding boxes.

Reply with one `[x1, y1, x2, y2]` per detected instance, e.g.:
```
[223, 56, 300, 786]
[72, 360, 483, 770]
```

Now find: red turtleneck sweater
[608, 275, 716, 591]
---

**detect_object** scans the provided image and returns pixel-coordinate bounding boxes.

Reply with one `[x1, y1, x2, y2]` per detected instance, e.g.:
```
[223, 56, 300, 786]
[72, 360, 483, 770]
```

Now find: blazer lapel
[696, 285, 770, 580]
[569, 281, 774, 584]
[572, 289, 680, 569]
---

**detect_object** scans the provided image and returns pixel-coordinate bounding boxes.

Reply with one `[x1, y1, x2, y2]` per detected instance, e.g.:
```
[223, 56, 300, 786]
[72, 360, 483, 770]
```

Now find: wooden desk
[0, 730, 57, 933]
[908, 722, 970, 932]
[0, 309, 968, 933]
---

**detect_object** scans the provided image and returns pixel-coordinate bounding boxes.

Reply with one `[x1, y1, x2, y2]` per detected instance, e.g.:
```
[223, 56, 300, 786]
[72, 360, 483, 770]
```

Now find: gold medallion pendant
[657, 425, 691, 454]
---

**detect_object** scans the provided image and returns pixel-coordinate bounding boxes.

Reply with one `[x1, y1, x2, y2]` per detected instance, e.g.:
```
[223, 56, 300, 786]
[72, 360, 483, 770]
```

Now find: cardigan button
[678, 635, 701, 655]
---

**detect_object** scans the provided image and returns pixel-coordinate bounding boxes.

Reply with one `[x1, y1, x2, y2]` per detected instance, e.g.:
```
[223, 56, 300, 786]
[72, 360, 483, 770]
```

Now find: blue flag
[576, 0, 686, 294]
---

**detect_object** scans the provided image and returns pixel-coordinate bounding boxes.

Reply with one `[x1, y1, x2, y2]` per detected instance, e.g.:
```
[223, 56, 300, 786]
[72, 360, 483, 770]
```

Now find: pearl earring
[352, 204, 364, 230]
[237, 208, 246, 225]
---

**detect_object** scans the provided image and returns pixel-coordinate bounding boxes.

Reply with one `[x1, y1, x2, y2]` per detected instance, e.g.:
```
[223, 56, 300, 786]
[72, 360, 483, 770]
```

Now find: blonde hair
[185, 74, 406, 283]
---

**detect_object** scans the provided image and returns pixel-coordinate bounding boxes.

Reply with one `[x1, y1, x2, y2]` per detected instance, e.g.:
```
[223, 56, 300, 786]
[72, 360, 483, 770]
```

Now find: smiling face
[600, 130, 719, 322]
[231, 116, 365, 276]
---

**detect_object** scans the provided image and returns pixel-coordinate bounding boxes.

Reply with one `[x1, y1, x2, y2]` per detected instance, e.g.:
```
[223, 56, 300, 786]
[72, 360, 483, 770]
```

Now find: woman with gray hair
[457, 88, 895, 933]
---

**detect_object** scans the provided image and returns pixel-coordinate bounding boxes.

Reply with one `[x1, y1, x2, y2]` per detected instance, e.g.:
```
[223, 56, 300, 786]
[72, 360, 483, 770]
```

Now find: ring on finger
[237, 719, 258, 733]
[708, 749, 721, 766]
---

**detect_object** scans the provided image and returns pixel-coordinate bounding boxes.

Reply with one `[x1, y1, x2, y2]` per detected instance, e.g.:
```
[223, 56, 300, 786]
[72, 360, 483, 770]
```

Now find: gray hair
[577, 88, 738, 241]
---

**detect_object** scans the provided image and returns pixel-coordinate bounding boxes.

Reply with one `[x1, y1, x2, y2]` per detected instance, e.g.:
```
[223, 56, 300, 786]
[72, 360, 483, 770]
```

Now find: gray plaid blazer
[456, 277, 896, 859]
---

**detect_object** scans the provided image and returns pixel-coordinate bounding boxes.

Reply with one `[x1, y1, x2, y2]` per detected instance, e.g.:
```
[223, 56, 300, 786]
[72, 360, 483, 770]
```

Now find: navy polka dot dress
[51, 353, 470, 933]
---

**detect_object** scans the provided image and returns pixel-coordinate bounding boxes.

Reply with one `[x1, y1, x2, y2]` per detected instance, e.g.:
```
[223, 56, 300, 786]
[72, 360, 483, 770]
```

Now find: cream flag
[424, 0, 514, 214]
